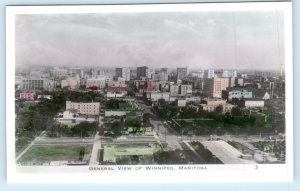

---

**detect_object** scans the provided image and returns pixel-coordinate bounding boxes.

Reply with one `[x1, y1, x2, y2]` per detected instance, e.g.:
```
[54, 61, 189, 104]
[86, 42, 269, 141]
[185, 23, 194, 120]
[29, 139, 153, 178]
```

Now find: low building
[104, 110, 132, 117]
[56, 110, 97, 126]
[222, 88, 253, 101]
[240, 98, 265, 108]
[179, 84, 193, 96]
[199, 98, 235, 113]
[107, 92, 126, 98]
[19, 91, 36, 101]
[37, 95, 53, 100]
[86, 77, 106, 89]
[61, 77, 80, 90]
[66, 101, 100, 115]
[253, 89, 270, 100]
[145, 92, 170, 102]
[176, 99, 187, 107]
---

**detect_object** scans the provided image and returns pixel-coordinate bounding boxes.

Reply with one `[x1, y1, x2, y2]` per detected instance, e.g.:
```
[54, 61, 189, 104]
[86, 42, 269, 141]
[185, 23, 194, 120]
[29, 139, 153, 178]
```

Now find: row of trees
[50, 122, 97, 138]
[153, 100, 283, 136]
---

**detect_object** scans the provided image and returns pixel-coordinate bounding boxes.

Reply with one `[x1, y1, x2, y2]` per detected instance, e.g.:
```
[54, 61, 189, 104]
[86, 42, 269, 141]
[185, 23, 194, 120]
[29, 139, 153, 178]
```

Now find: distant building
[204, 69, 215, 78]
[176, 99, 187, 107]
[56, 110, 97, 126]
[137, 66, 148, 80]
[161, 68, 168, 74]
[240, 99, 264, 108]
[107, 92, 126, 98]
[115, 67, 130, 81]
[170, 84, 180, 95]
[145, 92, 170, 102]
[236, 78, 244, 86]
[177, 67, 188, 80]
[179, 84, 193, 96]
[61, 77, 80, 90]
[20, 78, 45, 90]
[86, 77, 106, 89]
[66, 101, 100, 115]
[146, 68, 155, 79]
[253, 89, 270, 100]
[108, 83, 128, 93]
[20, 91, 36, 101]
[222, 88, 253, 101]
[199, 98, 235, 113]
[191, 71, 204, 78]
[52, 67, 68, 79]
[222, 70, 237, 78]
[37, 95, 53, 100]
[203, 77, 229, 98]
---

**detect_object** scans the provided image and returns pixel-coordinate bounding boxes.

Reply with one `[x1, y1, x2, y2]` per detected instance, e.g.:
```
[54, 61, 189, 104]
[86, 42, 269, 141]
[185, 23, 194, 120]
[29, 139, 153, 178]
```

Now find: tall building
[146, 68, 155, 79]
[179, 84, 193, 96]
[203, 77, 229, 98]
[161, 68, 168, 74]
[177, 67, 188, 80]
[115, 67, 130, 81]
[137, 66, 148, 80]
[66, 101, 100, 115]
[20, 78, 45, 90]
[170, 84, 179, 95]
[204, 69, 215, 78]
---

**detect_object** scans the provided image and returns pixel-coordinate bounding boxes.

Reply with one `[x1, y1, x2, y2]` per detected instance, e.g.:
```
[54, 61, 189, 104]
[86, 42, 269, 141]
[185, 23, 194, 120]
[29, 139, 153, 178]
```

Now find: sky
[15, 11, 285, 70]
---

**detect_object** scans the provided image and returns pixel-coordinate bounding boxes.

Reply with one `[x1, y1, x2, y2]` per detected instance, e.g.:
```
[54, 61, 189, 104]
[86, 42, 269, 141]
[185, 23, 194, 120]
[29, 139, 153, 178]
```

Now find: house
[253, 89, 270, 100]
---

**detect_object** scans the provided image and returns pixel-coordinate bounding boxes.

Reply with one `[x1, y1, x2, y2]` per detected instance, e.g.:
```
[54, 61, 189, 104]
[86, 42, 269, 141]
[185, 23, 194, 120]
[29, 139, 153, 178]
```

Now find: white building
[199, 98, 235, 113]
[177, 99, 187, 107]
[115, 67, 130, 81]
[191, 71, 204, 78]
[204, 69, 215, 78]
[61, 77, 80, 90]
[241, 99, 265, 108]
[56, 110, 97, 126]
[86, 77, 106, 89]
[66, 101, 100, 115]
[180, 85, 193, 96]
[170, 84, 179, 95]
[146, 92, 170, 102]
[37, 95, 53, 100]
[107, 92, 126, 98]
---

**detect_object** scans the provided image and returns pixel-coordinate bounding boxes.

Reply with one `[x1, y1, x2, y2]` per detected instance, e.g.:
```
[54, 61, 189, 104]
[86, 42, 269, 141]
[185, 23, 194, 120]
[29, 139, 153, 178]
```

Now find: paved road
[89, 116, 104, 165]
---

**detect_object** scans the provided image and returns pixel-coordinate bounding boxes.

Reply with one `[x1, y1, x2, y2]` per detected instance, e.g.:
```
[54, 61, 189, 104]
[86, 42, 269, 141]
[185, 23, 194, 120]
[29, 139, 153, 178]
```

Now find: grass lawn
[18, 145, 92, 163]
[103, 144, 160, 163]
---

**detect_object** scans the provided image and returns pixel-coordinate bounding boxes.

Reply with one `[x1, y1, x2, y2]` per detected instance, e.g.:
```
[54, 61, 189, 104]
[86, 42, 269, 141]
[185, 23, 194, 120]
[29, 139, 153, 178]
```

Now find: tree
[215, 105, 223, 114]
[110, 121, 123, 138]
[232, 107, 242, 116]
[79, 147, 86, 161]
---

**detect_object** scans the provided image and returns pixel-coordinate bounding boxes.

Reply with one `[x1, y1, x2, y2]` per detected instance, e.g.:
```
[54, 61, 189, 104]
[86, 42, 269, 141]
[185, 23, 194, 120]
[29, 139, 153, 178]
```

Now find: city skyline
[15, 11, 284, 70]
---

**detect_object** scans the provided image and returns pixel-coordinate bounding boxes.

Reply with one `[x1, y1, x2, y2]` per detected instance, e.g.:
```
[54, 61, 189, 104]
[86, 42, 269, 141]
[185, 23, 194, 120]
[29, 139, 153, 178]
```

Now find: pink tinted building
[20, 91, 36, 100]
[108, 84, 128, 92]
[136, 81, 158, 93]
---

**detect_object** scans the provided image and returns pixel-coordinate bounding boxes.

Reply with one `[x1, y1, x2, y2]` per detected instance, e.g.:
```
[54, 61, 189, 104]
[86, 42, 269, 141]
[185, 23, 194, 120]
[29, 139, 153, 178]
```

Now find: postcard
[6, 1, 293, 183]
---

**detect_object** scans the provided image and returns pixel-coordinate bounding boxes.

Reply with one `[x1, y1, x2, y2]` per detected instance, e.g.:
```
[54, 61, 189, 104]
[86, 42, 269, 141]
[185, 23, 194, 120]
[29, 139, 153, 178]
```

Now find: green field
[18, 145, 92, 164]
[103, 144, 161, 163]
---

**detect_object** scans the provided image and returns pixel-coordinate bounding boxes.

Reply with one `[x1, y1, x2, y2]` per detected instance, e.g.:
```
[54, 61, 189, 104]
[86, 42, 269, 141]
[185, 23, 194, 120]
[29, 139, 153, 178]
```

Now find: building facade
[20, 91, 36, 100]
[115, 67, 130, 81]
[204, 77, 229, 98]
[66, 101, 100, 115]
[177, 67, 188, 80]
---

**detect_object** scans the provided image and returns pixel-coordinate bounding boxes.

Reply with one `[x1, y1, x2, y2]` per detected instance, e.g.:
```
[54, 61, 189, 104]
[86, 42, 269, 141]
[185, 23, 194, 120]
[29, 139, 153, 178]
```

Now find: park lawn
[18, 145, 92, 163]
[103, 144, 160, 163]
